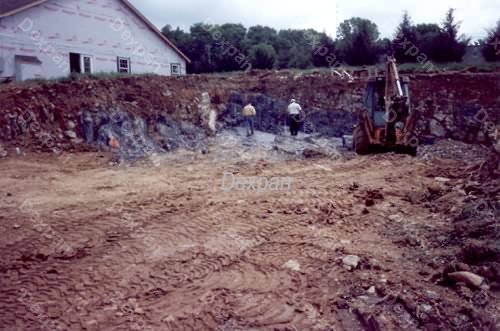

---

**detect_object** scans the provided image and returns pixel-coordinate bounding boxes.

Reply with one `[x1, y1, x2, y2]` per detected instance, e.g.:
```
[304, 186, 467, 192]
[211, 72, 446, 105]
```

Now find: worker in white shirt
[287, 99, 302, 136]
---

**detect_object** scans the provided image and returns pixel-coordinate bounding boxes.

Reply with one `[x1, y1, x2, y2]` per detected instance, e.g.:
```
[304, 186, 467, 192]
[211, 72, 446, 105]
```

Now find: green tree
[482, 20, 500, 62]
[276, 29, 314, 69]
[188, 23, 218, 73]
[274, 33, 293, 68]
[288, 45, 312, 69]
[414, 23, 441, 58]
[393, 12, 418, 63]
[311, 33, 337, 67]
[432, 9, 469, 62]
[376, 38, 392, 60]
[215, 23, 248, 71]
[245, 26, 279, 48]
[161, 25, 192, 57]
[337, 17, 380, 65]
[249, 43, 277, 69]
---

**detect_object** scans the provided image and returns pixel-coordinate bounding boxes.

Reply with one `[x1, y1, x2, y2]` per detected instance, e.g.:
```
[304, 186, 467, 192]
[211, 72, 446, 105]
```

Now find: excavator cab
[364, 77, 411, 128]
[354, 57, 418, 156]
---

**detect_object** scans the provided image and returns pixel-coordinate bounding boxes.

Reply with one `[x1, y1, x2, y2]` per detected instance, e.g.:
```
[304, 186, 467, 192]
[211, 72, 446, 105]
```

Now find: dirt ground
[0, 139, 498, 330]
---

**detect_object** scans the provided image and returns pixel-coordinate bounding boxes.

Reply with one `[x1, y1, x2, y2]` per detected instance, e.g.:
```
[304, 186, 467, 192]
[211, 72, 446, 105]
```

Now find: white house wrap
[0, 0, 190, 81]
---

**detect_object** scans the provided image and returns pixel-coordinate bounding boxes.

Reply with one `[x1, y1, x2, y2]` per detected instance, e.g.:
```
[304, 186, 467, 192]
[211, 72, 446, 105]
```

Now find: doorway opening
[69, 53, 92, 74]
[69, 53, 81, 73]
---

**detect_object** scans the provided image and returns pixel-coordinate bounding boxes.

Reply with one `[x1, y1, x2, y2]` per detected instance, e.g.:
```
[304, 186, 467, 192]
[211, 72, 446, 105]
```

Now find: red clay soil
[0, 71, 498, 330]
[0, 140, 498, 330]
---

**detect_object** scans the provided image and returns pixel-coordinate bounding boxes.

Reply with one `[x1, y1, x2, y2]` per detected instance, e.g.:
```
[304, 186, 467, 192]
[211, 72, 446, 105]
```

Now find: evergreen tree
[432, 9, 469, 62]
[393, 12, 418, 63]
[482, 20, 500, 62]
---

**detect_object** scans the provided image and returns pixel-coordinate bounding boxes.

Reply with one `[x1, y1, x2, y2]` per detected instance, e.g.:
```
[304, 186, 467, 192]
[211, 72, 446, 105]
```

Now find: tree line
[161, 9, 500, 73]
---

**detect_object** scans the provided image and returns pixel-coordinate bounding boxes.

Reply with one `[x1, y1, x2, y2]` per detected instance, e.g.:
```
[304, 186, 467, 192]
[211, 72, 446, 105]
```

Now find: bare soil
[0, 139, 498, 330]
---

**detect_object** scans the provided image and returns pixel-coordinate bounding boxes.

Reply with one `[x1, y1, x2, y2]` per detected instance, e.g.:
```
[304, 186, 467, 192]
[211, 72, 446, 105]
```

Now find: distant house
[0, 0, 190, 81]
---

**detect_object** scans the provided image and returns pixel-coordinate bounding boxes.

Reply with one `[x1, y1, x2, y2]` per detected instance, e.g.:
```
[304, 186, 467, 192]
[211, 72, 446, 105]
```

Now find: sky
[129, 0, 499, 41]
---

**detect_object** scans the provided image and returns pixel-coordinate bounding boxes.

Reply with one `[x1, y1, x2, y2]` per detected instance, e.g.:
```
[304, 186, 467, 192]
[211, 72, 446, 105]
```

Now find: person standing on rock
[242, 103, 257, 137]
[287, 99, 302, 136]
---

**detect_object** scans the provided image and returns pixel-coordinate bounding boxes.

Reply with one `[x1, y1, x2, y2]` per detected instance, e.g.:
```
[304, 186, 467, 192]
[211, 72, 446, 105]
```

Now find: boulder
[430, 119, 447, 138]
[67, 120, 76, 130]
[0, 144, 7, 158]
[283, 259, 301, 272]
[448, 271, 486, 289]
[427, 182, 445, 194]
[198, 92, 217, 136]
[65, 130, 77, 139]
[342, 255, 361, 270]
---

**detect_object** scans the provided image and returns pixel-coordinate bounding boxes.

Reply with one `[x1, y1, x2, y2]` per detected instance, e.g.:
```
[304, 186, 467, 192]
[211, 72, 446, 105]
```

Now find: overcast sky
[130, 0, 499, 41]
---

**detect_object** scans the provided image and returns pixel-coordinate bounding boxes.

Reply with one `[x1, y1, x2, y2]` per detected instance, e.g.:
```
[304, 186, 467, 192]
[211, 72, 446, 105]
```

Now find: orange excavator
[354, 57, 419, 156]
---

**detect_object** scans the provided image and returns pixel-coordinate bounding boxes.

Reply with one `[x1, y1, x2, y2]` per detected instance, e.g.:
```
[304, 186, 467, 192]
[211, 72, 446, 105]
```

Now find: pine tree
[482, 20, 500, 62]
[432, 9, 469, 62]
[393, 12, 418, 63]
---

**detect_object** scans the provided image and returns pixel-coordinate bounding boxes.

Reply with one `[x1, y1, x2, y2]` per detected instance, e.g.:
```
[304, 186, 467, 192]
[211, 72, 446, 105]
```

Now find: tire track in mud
[128, 209, 344, 329]
[0, 194, 202, 330]
[0, 154, 426, 330]
[92, 166, 363, 329]
[70, 189, 337, 329]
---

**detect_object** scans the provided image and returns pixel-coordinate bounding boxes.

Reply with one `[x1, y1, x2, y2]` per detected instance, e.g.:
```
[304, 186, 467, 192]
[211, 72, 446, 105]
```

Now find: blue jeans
[245, 117, 254, 136]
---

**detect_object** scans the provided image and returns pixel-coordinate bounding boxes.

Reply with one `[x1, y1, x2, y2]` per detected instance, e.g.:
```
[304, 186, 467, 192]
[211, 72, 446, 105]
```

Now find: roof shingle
[0, 0, 48, 17]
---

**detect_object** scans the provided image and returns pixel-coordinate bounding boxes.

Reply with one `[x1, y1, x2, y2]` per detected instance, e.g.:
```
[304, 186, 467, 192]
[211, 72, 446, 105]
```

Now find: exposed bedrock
[221, 91, 358, 137]
[80, 108, 207, 160]
[0, 71, 498, 158]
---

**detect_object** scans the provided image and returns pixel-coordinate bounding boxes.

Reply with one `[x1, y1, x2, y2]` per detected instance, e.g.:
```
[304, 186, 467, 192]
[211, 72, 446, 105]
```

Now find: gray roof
[0, 0, 48, 17]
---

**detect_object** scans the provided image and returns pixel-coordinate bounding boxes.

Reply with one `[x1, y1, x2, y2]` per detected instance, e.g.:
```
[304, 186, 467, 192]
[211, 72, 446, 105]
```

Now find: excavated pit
[0, 71, 499, 330]
[0, 70, 498, 159]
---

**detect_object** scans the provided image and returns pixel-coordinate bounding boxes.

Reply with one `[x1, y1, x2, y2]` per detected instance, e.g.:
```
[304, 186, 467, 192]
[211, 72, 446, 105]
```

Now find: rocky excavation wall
[0, 71, 498, 158]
